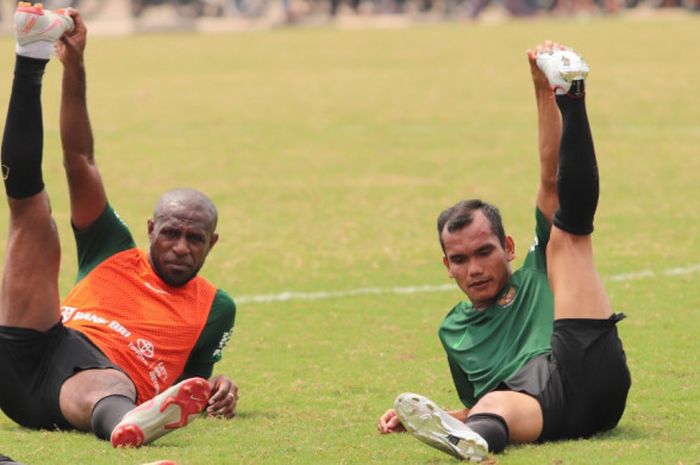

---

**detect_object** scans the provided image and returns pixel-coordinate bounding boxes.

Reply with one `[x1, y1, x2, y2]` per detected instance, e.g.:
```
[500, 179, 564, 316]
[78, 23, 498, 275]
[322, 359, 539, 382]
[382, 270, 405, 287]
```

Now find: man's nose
[173, 237, 189, 255]
[468, 260, 483, 276]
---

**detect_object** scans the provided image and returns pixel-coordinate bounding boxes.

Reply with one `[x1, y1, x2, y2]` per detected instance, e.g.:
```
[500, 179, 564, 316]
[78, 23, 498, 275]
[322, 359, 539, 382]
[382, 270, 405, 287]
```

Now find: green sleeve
[521, 207, 551, 272]
[448, 355, 477, 408]
[73, 204, 136, 282]
[181, 289, 236, 379]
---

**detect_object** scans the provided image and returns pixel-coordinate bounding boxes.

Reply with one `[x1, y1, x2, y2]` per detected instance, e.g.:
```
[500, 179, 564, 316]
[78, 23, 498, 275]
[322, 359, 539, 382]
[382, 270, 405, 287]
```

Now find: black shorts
[504, 313, 632, 441]
[0, 322, 119, 430]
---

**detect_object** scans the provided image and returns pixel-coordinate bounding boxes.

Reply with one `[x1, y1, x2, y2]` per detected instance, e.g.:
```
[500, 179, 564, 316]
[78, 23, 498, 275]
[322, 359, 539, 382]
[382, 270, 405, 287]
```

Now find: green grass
[1, 12, 700, 465]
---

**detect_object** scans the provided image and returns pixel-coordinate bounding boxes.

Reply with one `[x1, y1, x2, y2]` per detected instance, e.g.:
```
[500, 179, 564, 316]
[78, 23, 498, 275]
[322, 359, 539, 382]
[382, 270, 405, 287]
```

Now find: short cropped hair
[437, 199, 506, 252]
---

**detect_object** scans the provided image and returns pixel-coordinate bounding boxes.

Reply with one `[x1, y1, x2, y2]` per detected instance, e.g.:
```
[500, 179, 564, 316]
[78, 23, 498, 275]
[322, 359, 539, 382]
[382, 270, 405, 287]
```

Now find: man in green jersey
[0, 5, 238, 448]
[378, 41, 631, 460]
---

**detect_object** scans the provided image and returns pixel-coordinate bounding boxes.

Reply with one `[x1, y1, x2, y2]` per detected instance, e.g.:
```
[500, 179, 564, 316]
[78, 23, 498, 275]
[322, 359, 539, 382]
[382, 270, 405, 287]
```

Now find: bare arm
[527, 42, 563, 224]
[57, 11, 107, 230]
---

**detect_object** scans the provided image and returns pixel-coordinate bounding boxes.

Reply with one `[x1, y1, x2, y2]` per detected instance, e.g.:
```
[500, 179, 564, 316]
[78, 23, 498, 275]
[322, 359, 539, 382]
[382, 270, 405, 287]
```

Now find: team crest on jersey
[497, 286, 516, 308]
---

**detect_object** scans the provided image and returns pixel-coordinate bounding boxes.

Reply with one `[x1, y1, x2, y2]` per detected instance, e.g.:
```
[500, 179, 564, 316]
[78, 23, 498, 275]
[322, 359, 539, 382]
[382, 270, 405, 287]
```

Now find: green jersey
[70, 204, 236, 380]
[439, 208, 553, 408]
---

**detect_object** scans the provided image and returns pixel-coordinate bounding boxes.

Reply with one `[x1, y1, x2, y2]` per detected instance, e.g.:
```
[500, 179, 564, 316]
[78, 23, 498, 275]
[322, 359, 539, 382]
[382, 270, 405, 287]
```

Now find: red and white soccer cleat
[111, 377, 211, 448]
[14, 2, 74, 47]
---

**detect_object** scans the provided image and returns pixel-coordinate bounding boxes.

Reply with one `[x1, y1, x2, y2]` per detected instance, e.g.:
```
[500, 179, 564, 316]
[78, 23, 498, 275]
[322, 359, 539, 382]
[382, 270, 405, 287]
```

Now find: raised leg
[0, 55, 61, 332]
[536, 45, 612, 320]
[547, 82, 612, 320]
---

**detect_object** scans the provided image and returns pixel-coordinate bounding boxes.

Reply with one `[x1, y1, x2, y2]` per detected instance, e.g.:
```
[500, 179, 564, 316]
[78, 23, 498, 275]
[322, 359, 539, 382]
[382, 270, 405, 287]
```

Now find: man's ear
[208, 232, 219, 252]
[147, 218, 155, 239]
[442, 255, 453, 278]
[505, 235, 515, 262]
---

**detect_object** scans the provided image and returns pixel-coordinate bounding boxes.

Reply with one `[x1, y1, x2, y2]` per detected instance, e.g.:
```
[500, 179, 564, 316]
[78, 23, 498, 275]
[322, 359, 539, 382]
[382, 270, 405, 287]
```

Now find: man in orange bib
[0, 5, 237, 448]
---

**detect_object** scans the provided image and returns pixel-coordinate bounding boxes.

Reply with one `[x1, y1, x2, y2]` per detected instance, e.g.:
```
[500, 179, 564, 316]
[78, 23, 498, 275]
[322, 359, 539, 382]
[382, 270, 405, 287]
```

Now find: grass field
[1, 11, 699, 465]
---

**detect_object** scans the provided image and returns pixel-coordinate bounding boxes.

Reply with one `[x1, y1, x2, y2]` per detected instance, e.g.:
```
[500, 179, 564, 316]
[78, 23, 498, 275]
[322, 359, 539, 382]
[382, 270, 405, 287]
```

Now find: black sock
[552, 85, 599, 235]
[1, 55, 48, 199]
[465, 413, 509, 453]
[90, 395, 136, 440]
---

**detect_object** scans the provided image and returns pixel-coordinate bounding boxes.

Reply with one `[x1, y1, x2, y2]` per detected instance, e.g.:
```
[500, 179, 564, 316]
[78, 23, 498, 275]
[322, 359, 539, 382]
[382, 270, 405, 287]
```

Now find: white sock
[16, 41, 55, 60]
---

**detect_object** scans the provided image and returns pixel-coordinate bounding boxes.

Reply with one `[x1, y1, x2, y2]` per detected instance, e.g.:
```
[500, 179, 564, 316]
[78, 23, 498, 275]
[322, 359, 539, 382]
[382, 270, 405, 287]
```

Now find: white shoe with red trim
[14, 2, 74, 60]
[111, 377, 211, 448]
[15, 2, 74, 46]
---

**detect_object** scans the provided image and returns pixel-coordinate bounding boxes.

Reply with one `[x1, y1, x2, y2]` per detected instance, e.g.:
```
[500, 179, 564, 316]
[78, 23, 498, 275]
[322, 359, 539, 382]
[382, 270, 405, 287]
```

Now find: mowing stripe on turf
[236, 263, 700, 304]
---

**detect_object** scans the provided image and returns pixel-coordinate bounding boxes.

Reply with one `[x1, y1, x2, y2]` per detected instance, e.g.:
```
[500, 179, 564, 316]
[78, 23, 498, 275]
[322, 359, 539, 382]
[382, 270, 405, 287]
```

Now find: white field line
[236, 263, 700, 304]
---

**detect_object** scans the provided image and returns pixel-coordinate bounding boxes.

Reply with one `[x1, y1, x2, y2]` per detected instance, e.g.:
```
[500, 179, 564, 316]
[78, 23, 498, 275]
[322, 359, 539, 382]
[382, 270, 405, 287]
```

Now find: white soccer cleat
[14, 2, 74, 47]
[111, 377, 211, 448]
[394, 393, 489, 462]
[536, 47, 589, 96]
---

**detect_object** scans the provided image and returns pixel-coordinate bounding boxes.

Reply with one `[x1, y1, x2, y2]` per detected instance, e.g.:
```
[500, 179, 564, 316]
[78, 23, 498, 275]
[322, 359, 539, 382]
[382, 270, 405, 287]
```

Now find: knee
[470, 394, 507, 418]
[95, 370, 137, 398]
[469, 391, 543, 443]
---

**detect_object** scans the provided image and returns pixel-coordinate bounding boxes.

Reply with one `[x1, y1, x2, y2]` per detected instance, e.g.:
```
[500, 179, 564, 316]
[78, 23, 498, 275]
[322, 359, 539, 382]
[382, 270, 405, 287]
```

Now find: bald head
[153, 188, 218, 232]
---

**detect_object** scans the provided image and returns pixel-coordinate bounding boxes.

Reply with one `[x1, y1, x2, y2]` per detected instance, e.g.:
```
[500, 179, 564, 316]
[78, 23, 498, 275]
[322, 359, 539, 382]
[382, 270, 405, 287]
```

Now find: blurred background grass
[0, 12, 699, 465]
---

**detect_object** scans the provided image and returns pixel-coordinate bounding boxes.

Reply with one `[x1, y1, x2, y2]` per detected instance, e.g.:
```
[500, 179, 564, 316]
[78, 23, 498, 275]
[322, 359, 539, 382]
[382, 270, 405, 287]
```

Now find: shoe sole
[536, 49, 589, 94]
[395, 394, 487, 462]
[111, 377, 211, 448]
